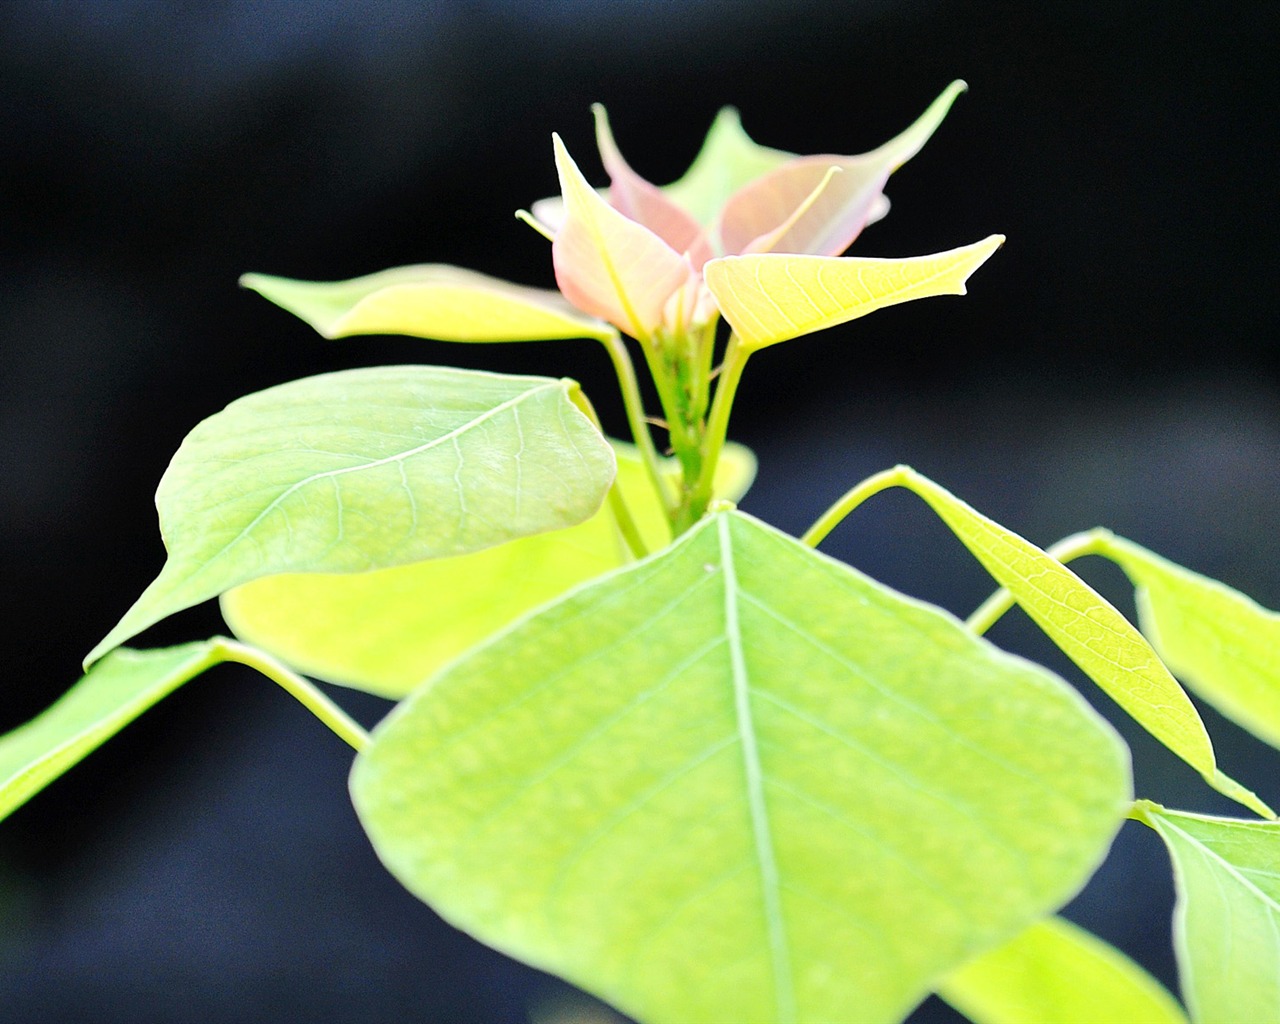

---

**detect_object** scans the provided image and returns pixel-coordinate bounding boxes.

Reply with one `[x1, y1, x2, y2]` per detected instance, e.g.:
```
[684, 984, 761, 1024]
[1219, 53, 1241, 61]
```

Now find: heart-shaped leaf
[220, 442, 756, 699]
[1097, 533, 1280, 751]
[937, 915, 1187, 1024]
[86, 366, 615, 666]
[240, 264, 614, 343]
[1138, 804, 1280, 1023]
[352, 509, 1130, 1023]
[703, 235, 1003, 351]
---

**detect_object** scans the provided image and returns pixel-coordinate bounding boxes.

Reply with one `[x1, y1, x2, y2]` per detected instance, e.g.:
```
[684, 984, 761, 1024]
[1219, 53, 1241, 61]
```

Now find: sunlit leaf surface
[221, 442, 756, 699]
[353, 510, 1129, 1023]
[240, 264, 614, 343]
[704, 236, 1003, 351]
[899, 468, 1272, 818]
[938, 915, 1187, 1024]
[1099, 534, 1280, 750]
[87, 366, 614, 666]
[1140, 805, 1280, 1023]
[0, 643, 217, 821]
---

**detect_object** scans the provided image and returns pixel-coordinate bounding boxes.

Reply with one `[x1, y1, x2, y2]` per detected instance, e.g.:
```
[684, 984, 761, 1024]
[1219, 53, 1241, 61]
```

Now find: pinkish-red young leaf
[551, 134, 696, 342]
[592, 105, 715, 271]
[718, 155, 891, 257]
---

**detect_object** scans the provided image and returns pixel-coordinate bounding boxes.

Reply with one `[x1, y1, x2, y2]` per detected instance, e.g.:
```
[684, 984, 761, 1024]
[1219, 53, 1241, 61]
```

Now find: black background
[1, 2, 1277, 1022]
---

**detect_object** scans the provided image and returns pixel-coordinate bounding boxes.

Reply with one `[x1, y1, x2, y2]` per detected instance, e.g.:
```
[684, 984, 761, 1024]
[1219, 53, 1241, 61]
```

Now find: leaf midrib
[717, 514, 795, 1022]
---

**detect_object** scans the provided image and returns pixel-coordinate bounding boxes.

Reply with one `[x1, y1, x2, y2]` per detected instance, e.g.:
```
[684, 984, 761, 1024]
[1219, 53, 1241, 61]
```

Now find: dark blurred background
[1, 2, 1277, 1022]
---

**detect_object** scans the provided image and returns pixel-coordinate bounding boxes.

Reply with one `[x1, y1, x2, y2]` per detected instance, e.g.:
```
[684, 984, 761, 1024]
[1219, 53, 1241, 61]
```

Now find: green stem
[215, 638, 370, 753]
[566, 383, 650, 559]
[964, 528, 1114, 636]
[681, 333, 751, 534]
[800, 466, 911, 548]
[601, 332, 674, 513]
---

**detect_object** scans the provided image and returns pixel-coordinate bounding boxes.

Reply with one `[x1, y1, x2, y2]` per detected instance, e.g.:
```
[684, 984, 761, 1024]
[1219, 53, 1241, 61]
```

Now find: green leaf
[352, 509, 1130, 1024]
[703, 236, 1004, 351]
[898, 468, 1272, 818]
[1138, 803, 1280, 1023]
[938, 915, 1187, 1024]
[1096, 533, 1280, 751]
[240, 264, 615, 343]
[86, 366, 615, 667]
[662, 108, 796, 227]
[220, 442, 756, 699]
[0, 643, 218, 821]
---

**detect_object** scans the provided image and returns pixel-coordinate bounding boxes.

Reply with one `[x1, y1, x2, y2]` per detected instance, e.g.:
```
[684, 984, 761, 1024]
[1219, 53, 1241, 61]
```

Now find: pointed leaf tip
[705, 234, 1004, 350]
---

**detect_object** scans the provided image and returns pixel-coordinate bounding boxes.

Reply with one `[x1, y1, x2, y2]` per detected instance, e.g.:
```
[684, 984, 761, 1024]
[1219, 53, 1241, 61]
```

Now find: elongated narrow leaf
[241, 264, 614, 343]
[704, 236, 1003, 351]
[0, 643, 218, 821]
[1139, 804, 1280, 1023]
[896, 468, 1270, 817]
[662, 108, 795, 227]
[551, 135, 694, 341]
[86, 366, 615, 667]
[352, 509, 1130, 1024]
[221, 442, 757, 698]
[938, 915, 1187, 1024]
[1096, 533, 1280, 750]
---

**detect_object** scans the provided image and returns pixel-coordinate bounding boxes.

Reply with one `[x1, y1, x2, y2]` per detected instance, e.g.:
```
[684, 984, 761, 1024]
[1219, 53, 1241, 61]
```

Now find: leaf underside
[86, 366, 615, 667]
[352, 509, 1130, 1024]
[1143, 806, 1280, 1023]
[240, 264, 614, 344]
[703, 236, 1004, 351]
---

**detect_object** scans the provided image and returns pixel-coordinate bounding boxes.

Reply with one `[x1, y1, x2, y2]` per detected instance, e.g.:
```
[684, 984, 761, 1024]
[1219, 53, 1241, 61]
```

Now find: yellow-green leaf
[703, 235, 1004, 351]
[240, 264, 614, 343]
[0, 643, 219, 821]
[86, 367, 615, 667]
[897, 467, 1271, 818]
[1138, 803, 1280, 1023]
[220, 442, 756, 699]
[938, 915, 1187, 1024]
[352, 509, 1130, 1023]
[1098, 533, 1280, 751]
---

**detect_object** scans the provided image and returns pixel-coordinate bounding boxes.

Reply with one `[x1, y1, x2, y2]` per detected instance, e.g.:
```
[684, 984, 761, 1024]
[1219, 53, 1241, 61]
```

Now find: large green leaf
[0, 643, 218, 821]
[1097, 533, 1280, 750]
[352, 509, 1130, 1024]
[937, 915, 1187, 1024]
[240, 264, 615, 344]
[220, 442, 756, 699]
[1138, 804, 1280, 1023]
[703, 236, 1003, 351]
[897, 468, 1271, 818]
[86, 366, 615, 667]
